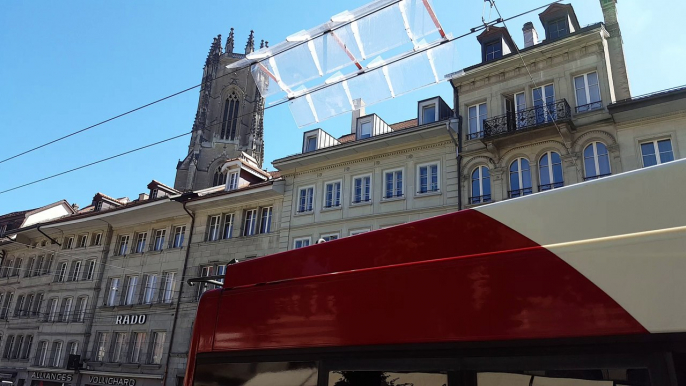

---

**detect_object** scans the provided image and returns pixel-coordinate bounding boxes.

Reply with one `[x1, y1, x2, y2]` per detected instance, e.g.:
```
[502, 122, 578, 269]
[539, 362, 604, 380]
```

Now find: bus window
[327, 371, 448, 386]
[193, 361, 317, 386]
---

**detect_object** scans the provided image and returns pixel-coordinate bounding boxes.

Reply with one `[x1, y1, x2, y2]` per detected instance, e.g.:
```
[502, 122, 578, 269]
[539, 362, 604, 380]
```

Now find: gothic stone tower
[174, 29, 267, 191]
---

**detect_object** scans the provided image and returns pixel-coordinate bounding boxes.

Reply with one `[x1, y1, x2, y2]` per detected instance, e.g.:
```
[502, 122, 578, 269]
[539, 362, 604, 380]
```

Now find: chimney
[351, 98, 366, 134]
[138, 193, 149, 201]
[71, 203, 79, 211]
[522, 22, 539, 48]
[600, 0, 631, 100]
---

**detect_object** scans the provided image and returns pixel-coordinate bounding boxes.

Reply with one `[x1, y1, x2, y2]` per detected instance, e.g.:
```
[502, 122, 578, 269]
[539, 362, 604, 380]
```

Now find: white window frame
[150, 331, 166, 364]
[77, 234, 88, 248]
[70, 260, 82, 282]
[297, 185, 315, 213]
[107, 278, 120, 307]
[112, 332, 126, 363]
[293, 237, 311, 249]
[416, 161, 441, 195]
[85, 260, 96, 281]
[76, 296, 88, 322]
[95, 333, 108, 362]
[640, 138, 675, 167]
[323, 180, 342, 209]
[320, 232, 340, 242]
[243, 209, 258, 236]
[227, 171, 239, 190]
[61, 297, 73, 322]
[52, 341, 63, 367]
[305, 134, 318, 152]
[259, 207, 273, 234]
[508, 157, 533, 197]
[143, 274, 157, 304]
[222, 214, 234, 239]
[207, 215, 221, 241]
[172, 226, 185, 248]
[358, 117, 373, 139]
[130, 332, 145, 363]
[467, 102, 487, 138]
[162, 272, 175, 303]
[418, 100, 438, 125]
[538, 151, 564, 190]
[350, 228, 371, 236]
[352, 174, 372, 204]
[583, 141, 611, 180]
[153, 229, 165, 251]
[134, 232, 147, 253]
[382, 168, 404, 200]
[116, 235, 130, 256]
[124, 276, 138, 305]
[92, 232, 102, 246]
[64, 236, 74, 250]
[56, 262, 68, 282]
[574, 71, 601, 110]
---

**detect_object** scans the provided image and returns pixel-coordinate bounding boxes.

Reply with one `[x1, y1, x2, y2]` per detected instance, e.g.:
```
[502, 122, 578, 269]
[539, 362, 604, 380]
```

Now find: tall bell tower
[174, 29, 266, 191]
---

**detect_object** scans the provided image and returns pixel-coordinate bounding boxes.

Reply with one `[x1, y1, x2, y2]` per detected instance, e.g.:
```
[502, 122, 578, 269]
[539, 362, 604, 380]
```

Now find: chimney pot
[138, 193, 149, 201]
[522, 22, 539, 48]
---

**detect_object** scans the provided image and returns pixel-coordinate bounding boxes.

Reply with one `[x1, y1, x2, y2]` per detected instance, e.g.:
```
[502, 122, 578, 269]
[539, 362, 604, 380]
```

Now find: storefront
[28, 370, 75, 386]
[80, 371, 161, 386]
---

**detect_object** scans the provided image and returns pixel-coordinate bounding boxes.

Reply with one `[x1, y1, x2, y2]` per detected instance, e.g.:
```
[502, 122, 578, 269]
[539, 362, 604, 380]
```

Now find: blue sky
[1, 0, 683, 213]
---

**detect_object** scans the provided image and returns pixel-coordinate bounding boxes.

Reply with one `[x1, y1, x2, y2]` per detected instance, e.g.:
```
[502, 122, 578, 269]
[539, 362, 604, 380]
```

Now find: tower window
[220, 92, 240, 140]
[213, 167, 227, 187]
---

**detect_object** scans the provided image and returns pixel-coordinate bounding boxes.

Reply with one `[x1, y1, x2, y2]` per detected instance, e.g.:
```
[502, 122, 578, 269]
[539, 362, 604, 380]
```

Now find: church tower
[174, 29, 267, 191]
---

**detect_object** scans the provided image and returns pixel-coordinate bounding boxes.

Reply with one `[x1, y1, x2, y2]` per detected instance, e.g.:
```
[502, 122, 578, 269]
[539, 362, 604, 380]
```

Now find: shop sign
[31, 372, 73, 382]
[87, 376, 136, 386]
[115, 314, 147, 325]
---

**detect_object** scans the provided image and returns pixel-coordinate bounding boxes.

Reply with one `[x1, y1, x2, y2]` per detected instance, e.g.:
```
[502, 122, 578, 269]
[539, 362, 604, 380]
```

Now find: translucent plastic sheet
[248, 0, 443, 98]
[288, 39, 461, 128]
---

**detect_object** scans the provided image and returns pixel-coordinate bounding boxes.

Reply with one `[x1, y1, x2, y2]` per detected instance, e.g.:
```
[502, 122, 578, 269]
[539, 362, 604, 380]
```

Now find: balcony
[483, 99, 573, 140]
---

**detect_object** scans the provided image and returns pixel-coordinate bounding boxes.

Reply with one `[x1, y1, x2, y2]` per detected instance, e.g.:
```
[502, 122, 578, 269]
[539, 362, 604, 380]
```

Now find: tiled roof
[337, 133, 356, 143]
[93, 192, 126, 205]
[0, 208, 35, 220]
[268, 171, 282, 178]
[390, 118, 418, 131]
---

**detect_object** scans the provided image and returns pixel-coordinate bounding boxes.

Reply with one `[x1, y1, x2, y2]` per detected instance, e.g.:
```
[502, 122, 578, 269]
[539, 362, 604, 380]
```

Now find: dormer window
[485, 41, 502, 61]
[95, 201, 103, 211]
[538, 3, 579, 41]
[227, 171, 239, 190]
[305, 135, 317, 152]
[547, 18, 568, 39]
[359, 120, 372, 139]
[151, 189, 158, 199]
[418, 97, 449, 125]
[422, 104, 436, 124]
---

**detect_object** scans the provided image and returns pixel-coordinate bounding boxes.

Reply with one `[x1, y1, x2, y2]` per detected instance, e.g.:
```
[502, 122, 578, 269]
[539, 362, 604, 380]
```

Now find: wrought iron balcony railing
[483, 99, 572, 139]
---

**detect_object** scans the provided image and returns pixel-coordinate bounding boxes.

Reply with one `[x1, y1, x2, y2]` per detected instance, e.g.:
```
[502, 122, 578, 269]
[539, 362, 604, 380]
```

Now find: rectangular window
[33, 293, 43, 318]
[61, 298, 72, 322]
[324, 181, 342, 208]
[92, 232, 103, 246]
[23, 335, 33, 359]
[12, 257, 22, 277]
[198, 266, 214, 298]
[35, 256, 44, 276]
[320, 233, 339, 242]
[352, 175, 372, 203]
[548, 18, 568, 39]
[161, 272, 175, 303]
[227, 171, 239, 190]
[70, 260, 82, 282]
[359, 120, 372, 139]
[68, 341, 78, 356]
[350, 228, 370, 236]
[207, 215, 221, 241]
[293, 237, 311, 249]
[77, 234, 88, 248]
[222, 214, 234, 239]
[14, 295, 25, 317]
[130, 332, 145, 363]
[485, 40, 502, 61]
[172, 226, 185, 248]
[421, 104, 436, 124]
[25, 257, 35, 278]
[64, 237, 74, 250]
[641, 139, 675, 167]
[468, 103, 487, 139]
[12, 335, 23, 359]
[85, 260, 96, 281]
[297, 186, 315, 213]
[243, 209, 257, 236]
[52, 341, 63, 367]
[43, 254, 53, 274]
[48, 298, 58, 321]
[116, 235, 129, 256]
[417, 162, 440, 193]
[111, 332, 126, 363]
[150, 332, 166, 364]
[384, 169, 403, 199]
[305, 135, 317, 152]
[124, 276, 139, 305]
[259, 207, 272, 234]
[153, 229, 165, 251]
[574, 72, 602, 112]
[3, 335, 14, 359]
[134, 232, 147, 253]
[95, 332, 108, 362]
[215, 265, 226, 288]
[143, 274, 158, 304]
[75, 297, 87, 322]
[37, 340, 48, 365]
[56, 262, 68, 282]
[107, 278, 120, 306]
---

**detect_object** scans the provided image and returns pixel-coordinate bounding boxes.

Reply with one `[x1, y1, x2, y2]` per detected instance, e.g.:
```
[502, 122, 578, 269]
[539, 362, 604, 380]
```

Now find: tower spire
[245, 30, 255, 54]
[225, 28, 234, 53]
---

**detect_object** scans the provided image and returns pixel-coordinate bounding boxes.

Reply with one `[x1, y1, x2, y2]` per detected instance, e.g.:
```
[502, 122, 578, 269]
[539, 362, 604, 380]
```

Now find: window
[243, 209, 258, 236]
[467, 103, 487, 139]
[220, 92, 240, 140]
[64, 237, 74, 250]
[75, 297, 87, 322]
[14, 295, 25, 317]
[12, 335, 23, 359]
[547, 18, 568, 39]
[116, 235, 129, 256]
[22, 335, 33, 359]
[67, 341, 78, 356]
[215, 265, 227, 287]
[77, 234, 88, 248]
[484, 40, 502, 61]
[44, 254, 54, 274]
[641, 139, 674, 167]
[60, 298, 72, 322]
[350, 229, 370, 236]
[95, 201, 103, 211]
[352, 175, 372, 203]
[421, 104, 436, 124]
[92, 232, 103, 246]
[48, 298, 59, 322]
[259, 207, 272, 234]
[320, 233, 339, 242]
[3, 335, 14, 359]
[52, 341, 63, 367]
[25, 294, 34, 317]
[153, 229, 165, 251]
[227, 171, 239, 190]
[509, 158, 533, 198]
[293, 237, 311, 249]
[85, 260, 96, 281]
[11, 257, 21, 277]
[207, 215, 221, 241]
[150, 332, 166, 364]
[574, 72, 602, 112]
[95, 332, 108, 362]
[111, 332, 126, 363]
[305, 135, 317, 152]
[70, 260, 82, 282]
[584, 142, 611, 180]
[143, 274, 157, 304]
[37, 340, 48, 366]
[0, 293, 13, 319]
[213, 167, 227, 187]
[35, 255, 45, 276]
[324, 181, 342, 208]
[134, 232, 147, 253]
[33, 293, 44, 318]
[198, 266, 214, 298]
[222, 214, 234, 239]
[56, 262, 67, 282]
[161, 272, 175, 303]
[533, 84, 555, 124]
[150, 189, 158, 199]
[359, 120, 372, 139]
[2, 258, 13, 277]
[124, 276, 139, 305]
[297, 186, 315, 213]
[107, 278, 120, 306]
[172, 226, 185, 248]
[130, 332, 145, 363]
[539, 151, 564, 190]
[25, 257, 35, 277]
[383, 169, 403, 199]
[417, 163, 440, 194]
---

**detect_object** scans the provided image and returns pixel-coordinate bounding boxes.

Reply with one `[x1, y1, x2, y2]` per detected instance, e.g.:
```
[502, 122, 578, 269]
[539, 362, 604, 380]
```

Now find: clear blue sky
[1, 0, 683, 213]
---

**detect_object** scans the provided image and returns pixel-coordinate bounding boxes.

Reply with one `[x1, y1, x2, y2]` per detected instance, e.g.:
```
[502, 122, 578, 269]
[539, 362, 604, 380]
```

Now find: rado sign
[87, 376, 136, 386]
[31, 372, 73, 382]
[115, 315, 147, 325]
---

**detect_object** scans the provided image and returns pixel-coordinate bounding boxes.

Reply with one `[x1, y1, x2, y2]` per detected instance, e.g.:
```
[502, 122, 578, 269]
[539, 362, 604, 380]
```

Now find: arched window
[509, 158, 532, 198]
[470, 166, 491, 204]
[584, 142, 611, 180]
[539, 151, 564, 191]
[220, 92, 240, 140]
[212, 167, 227, 187]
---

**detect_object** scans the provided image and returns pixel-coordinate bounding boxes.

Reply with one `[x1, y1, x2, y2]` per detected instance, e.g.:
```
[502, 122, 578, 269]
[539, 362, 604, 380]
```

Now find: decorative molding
[571, 130, 617, 153]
